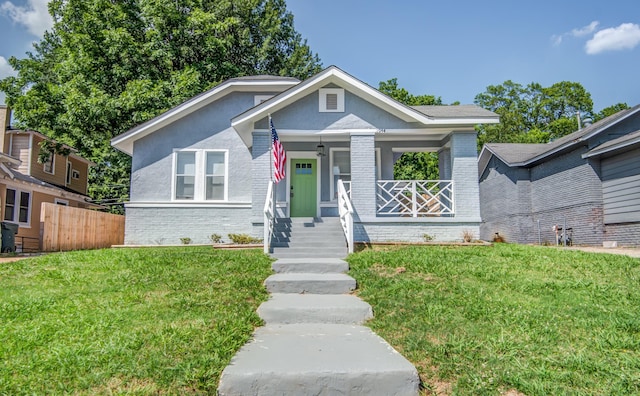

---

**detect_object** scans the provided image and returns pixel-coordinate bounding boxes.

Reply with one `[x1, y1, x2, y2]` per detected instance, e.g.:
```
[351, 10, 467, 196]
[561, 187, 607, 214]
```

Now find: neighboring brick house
[478, 105, 640, 246]
[0, 105, 96, 251]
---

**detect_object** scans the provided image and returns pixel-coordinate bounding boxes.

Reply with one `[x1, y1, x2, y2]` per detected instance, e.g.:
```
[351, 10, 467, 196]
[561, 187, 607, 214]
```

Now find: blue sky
[2, 0, 640, 112]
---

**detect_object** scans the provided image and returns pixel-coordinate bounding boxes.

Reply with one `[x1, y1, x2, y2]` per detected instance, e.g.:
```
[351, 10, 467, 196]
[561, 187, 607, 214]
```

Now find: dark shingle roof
[412, 104, 497, 118]
[584, 129, 640, 157]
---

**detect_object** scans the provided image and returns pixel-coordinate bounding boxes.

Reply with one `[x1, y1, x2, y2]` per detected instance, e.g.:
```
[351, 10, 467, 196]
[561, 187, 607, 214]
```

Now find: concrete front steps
[271, 217, 348, 259]
[218, 224, 419, 395]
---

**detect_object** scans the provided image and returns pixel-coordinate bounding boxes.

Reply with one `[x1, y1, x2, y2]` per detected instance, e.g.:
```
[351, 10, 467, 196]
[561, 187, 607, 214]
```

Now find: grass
[0, 247, 272, 395]
[348, 244, 640, 395]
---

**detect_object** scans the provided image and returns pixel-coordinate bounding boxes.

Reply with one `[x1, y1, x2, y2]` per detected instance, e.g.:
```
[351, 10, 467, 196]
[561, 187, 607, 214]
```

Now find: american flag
[270, 117, 286, 183]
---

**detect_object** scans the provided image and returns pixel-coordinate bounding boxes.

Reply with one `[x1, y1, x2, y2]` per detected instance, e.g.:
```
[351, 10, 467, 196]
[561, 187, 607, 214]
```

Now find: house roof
[412, 104, 498, 119]
[111, 76, 300, 155]
[231, 66, 499, 146]
[583, 128, 640, 158]
[478, 104, 640, 175]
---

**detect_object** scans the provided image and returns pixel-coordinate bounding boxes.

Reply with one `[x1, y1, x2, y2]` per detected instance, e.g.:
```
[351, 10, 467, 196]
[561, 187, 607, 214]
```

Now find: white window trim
[329, 147, 381, 201]
[43, 153, 55, 175]
[319, 88, 345, 112]
[4, 188, 32, 227]
[172, 149, 229, 202]
[254, 95, 274, 106]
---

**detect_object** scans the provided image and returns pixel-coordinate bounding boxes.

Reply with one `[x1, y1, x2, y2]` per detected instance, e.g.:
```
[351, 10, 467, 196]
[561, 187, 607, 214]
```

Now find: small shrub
[179, 237, 191, 245]
[422, 233, 435, 242]
[228, 233, 263, 244]
[461, 229, 474, 243]
[209, 233, 223, 244]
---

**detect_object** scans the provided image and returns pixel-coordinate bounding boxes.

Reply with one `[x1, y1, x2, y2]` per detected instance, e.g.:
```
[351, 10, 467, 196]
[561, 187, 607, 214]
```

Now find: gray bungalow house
[478, 104, 640, 246]
[111, 66, 498, 249]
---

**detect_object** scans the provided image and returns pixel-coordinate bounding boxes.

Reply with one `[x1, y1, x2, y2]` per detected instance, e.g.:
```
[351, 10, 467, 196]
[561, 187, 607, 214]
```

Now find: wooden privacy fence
[40, 202, 125, 251]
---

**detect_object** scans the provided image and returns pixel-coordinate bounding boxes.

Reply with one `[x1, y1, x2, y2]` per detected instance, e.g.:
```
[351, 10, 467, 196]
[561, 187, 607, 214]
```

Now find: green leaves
[1, 0, 322, 210]
[475, 80, 594, 146]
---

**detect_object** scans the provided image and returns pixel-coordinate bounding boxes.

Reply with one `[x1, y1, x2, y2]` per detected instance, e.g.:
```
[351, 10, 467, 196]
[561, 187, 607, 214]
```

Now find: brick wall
[604, 223, 640, 247]
[355, 221, 480, 243]
[124, 206, 254, 245]
[480, 147, 605, 245]
[350, 133, 376, 219]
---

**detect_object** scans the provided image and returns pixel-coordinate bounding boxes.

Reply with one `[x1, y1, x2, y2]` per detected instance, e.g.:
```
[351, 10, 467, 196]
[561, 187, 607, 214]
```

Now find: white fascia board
[582, 136, 640, 158]
[111, 80, 298, 155]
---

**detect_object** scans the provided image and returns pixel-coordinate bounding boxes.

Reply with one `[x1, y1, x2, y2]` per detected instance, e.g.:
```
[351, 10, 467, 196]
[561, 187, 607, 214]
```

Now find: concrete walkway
[218, 253, 420, 395]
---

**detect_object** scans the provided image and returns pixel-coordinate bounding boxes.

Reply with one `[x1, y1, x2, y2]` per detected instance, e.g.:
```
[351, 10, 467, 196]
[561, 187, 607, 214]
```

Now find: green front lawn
[0, 247, 272, 394]
[348, 244, 640, 395]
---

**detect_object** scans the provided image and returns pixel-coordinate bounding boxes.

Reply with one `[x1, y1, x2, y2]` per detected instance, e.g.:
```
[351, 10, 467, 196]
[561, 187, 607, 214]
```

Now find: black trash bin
[1, 222, 19, 253]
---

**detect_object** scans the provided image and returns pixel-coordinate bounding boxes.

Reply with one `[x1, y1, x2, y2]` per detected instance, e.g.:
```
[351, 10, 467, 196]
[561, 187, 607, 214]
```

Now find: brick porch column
[252, 131, 271, 223]
[450, 132, 481, 221]
[350, 132, 376, 220]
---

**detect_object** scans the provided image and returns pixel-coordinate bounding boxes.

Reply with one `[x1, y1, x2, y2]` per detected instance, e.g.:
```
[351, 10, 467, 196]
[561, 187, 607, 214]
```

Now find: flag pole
[268, 113, 273, 183]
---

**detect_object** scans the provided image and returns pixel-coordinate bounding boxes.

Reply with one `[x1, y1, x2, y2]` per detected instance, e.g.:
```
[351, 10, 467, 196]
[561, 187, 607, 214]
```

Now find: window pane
[4, 189, 15, 221]
[18, 192, 29, 223]
[206, 152, 225, 176]
[177, 152, 196, 175]
[333, 151, 350, 174]
[5, 189, 15, 205]
[206, 176, 224, 200]
[176, 176, 195, 199]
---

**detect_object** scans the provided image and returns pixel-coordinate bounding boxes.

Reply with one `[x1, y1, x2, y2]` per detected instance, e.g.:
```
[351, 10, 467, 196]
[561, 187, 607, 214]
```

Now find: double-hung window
[4, 188, 31, 225]
[174, 150, 227, 201]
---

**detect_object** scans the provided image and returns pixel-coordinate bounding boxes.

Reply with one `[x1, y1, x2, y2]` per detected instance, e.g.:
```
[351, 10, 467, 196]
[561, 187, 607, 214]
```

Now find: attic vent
[319, 88, 344, 112]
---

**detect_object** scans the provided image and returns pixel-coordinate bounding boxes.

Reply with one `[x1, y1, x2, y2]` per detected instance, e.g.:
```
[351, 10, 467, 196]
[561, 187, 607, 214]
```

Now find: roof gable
[231, 66, 499, 146]
[111, 76, 299, 155]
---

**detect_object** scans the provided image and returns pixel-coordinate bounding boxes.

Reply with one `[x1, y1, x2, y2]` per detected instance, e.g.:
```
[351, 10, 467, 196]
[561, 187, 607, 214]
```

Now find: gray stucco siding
[130, 92, 258, 202]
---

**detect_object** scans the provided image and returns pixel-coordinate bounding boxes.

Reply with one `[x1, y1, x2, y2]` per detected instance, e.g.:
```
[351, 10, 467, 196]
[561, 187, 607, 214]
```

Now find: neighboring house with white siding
[111, 66, 499, 248]
[478, 105, 640, 246]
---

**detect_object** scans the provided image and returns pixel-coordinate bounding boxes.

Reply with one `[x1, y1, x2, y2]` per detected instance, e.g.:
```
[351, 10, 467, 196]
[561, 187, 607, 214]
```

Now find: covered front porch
[260, 129, 483, 252]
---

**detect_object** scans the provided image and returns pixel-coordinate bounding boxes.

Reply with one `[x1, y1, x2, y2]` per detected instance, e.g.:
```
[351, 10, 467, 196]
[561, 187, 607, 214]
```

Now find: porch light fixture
[316, 136, 326, 157]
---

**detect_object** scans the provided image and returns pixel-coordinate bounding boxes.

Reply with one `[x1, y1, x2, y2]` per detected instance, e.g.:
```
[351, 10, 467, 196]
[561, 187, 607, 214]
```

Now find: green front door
[290, 158, 317, 217]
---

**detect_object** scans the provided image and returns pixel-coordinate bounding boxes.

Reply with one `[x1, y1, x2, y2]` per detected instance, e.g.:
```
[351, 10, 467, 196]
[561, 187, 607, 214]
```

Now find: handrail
[263, 181, 275, 253]
[337, 179, 354, 253]
[376, 180, 454, 217]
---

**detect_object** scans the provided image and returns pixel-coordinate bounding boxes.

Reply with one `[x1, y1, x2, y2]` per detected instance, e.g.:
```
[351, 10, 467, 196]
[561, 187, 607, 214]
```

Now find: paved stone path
[217, 254, 420, 395]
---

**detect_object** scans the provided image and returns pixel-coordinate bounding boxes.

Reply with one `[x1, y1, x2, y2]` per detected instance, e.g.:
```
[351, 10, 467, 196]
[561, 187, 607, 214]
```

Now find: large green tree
[0, 0, 321, 210]
[474, 80, 594, 146]
[378, 78, 442, 180]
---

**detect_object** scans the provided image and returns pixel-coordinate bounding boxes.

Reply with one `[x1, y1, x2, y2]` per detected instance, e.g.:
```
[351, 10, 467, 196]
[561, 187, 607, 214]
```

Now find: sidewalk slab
[265, 273, 356, 294]
[257, 293, 373, 324]
[218, 324, 419, 396]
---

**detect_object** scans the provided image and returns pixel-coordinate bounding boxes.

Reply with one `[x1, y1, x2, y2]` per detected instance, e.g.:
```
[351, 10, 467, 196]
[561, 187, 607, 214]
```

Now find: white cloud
[1, 0, 53, 37]
[552, 21, 599, 46]
[571, 21, 599, 37]
[0, 56, 16, 78]
[586, 23, 640, 55]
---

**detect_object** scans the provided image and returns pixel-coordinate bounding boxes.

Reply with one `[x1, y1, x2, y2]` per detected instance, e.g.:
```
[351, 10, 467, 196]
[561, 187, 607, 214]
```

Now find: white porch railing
[342, 180, 352, 197]
[263, 181, 275, 253]
[337, 179, 354, 253]
[376, 180, 454, 217]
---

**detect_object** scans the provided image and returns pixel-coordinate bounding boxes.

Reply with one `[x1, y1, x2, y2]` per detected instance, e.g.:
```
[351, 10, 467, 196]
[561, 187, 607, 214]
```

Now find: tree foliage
[0, 0, 322, 210]
[474, 80, 594, 146]
[379, 78, 441, 180]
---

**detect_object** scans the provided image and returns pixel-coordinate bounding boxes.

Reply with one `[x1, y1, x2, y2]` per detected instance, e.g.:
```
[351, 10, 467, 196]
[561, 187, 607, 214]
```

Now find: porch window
[330, 148, 381, 200]
[4, 188, 31, 225]
[174, 150, 227, 201]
